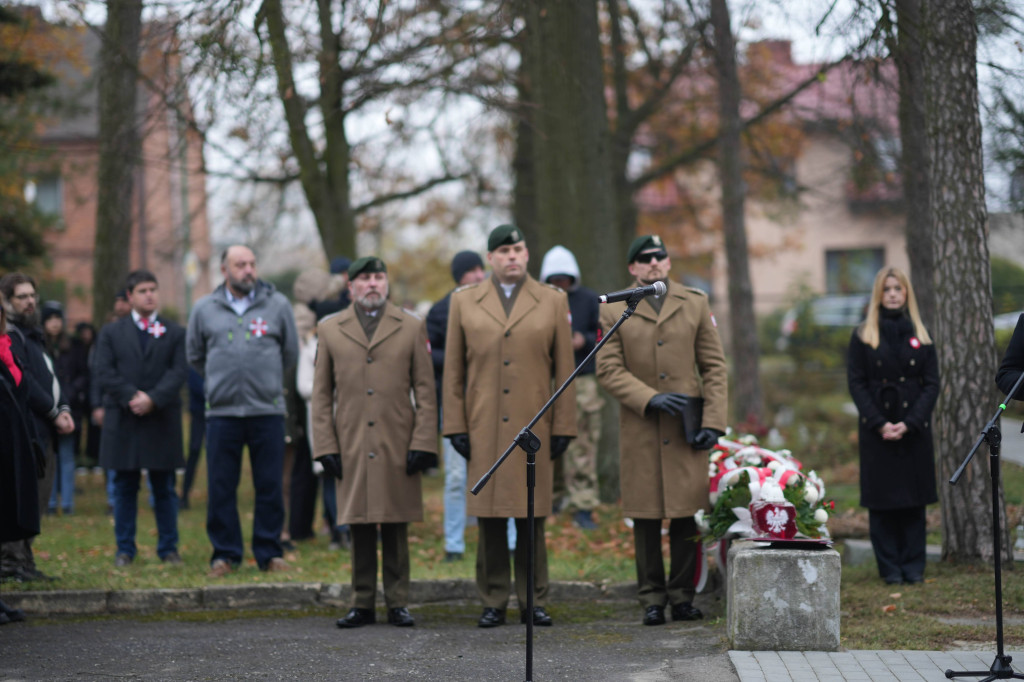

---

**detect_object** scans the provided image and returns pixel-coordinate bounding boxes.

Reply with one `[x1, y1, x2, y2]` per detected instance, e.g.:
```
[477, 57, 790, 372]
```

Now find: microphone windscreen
[653, 281, 667, 296]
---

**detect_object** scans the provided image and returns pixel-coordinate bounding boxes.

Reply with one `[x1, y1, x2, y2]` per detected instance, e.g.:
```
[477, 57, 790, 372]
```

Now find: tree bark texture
[93, 0, 142, 325]
[710, 0, 762, 425]
[260, 0, 355, 259]
[919, 0, 1008, 562]
[522, 0, 618, 292]
[894, 0, 936, 330]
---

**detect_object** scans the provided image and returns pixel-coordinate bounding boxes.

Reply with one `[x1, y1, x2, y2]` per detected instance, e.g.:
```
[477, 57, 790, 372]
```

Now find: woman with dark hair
[847, 266, 939, 585]
[0, 291, 40, 623]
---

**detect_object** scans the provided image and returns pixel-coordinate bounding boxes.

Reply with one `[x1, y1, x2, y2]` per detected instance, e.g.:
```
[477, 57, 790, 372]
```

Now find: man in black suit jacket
[94, 270, 188, 567]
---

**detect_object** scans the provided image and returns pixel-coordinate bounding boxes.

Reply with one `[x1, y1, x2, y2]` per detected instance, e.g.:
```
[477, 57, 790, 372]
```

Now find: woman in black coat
[996, 315, 1024, 399]
[0, 293, 39, 623]
[847, 266, 939, 585]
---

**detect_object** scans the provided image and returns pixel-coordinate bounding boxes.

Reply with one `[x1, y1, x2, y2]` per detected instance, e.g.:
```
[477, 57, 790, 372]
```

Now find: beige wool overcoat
[596, 280, 728, 519]
[311, 302, 437, 525]
[442, 276, 577, 518]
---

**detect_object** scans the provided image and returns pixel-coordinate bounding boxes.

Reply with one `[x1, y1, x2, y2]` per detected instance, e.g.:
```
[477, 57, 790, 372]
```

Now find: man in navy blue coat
[94, 270, 188, 567]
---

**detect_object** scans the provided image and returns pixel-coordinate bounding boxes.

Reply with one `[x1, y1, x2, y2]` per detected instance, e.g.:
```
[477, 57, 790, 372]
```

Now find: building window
[27, 174, 63, 221]
[825, 248, 884, 294]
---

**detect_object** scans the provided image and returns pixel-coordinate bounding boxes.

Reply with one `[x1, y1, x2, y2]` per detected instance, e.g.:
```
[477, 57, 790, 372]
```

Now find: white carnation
[814, 508, 829, 524]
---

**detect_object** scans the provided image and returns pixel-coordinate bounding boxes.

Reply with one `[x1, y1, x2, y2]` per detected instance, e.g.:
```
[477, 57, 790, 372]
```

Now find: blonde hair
[857, 266, 932, 349]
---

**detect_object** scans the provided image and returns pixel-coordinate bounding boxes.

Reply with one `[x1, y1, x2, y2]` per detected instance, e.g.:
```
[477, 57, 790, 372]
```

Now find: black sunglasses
[634, 249, 668, 264]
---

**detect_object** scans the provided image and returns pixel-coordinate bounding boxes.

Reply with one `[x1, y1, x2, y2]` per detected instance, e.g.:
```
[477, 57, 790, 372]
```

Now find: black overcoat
[996, 314, 1024, 399]
[94, 315, 187, 471]
[847, 315, 939, 510]
[0, 353, 42, 543]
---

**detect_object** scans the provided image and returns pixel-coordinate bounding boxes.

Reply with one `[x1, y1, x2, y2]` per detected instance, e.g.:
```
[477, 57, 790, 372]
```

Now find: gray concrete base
[727, 540, 841, 652]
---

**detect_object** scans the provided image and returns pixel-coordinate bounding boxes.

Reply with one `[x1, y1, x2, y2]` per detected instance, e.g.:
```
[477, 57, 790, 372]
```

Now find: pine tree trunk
[921, 0, 1008, 562]
[711, 0, 763, 425]
[93, 0, 142, 324]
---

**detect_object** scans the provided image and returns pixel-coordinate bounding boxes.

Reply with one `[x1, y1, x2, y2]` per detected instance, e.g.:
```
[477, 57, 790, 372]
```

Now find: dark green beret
[627, 234, 665, 263]
[348, 256, 387, 279]
[487, 224, 525, 252]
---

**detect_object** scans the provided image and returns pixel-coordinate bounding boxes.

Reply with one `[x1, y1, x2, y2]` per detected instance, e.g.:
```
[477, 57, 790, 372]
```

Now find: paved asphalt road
[0, 601, 740, 682]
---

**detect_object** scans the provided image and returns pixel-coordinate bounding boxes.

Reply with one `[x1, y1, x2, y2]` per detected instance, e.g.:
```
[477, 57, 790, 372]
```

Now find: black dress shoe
[519, 606, 553, 626]
[336, 608, 375, 628]
[643, 605, 666, 626]
[478, 607, 506, 628]
[387, 607, 415, 627]
[670, 602, 703, 621]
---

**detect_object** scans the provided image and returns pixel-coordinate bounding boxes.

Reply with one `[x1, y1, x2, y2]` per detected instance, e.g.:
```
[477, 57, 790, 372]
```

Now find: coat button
[368, 421, 374, 426]
[659, 372, 667, 380]
[368, 452, 376, 459]
[503, 388, 509, 394]
[903, 402, 908, 408]
[910, 359, 916, 366]
[502, 416, 509, 422]
[504, 360, 510, 366]
[884, 402, 890, 409]
[367, 388, 374, 395]
[505, 330, 511, 337]
[663, 438, 669, 445]
[899, 376, 905, 382]
[877, 360, 882, 366]
[657, 340, 664, 346]
[367, 356, 373, 363]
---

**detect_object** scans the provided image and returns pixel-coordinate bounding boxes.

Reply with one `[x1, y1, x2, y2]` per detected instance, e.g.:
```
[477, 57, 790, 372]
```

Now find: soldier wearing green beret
[443, 225, 577, 628]
[596, 234, 728, 626]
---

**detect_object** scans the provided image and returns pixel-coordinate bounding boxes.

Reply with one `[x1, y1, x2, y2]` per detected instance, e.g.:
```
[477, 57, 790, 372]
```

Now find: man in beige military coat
[596, 235, 728, 626]
[311, 257, 438, 629]
[443, 224, 577, 628]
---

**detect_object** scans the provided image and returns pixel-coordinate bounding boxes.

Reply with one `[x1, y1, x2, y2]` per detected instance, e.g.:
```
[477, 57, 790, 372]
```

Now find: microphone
[599, 280, 667, 304]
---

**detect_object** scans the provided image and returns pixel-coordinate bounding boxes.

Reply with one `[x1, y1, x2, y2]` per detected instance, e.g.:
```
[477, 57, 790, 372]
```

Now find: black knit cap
[450, 250, 484, 284]
[487, 224, 524, 252]
[627, 234, 665, 263]
[347, 256, 387, 279]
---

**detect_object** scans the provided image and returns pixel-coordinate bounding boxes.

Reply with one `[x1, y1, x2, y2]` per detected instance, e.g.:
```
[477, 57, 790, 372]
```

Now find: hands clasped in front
[880, 421, 908, 441]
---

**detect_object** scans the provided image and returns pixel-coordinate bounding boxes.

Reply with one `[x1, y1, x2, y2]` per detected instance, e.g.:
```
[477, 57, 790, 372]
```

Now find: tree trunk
[710, 0, 763, 425]
[918, 0, 1008, 562]
[522, 0, 618, 291]
[93, 0, 142, 325]
[894, 0, 936, 330]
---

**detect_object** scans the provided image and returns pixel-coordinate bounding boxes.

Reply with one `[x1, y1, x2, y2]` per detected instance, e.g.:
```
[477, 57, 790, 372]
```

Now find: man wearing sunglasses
[595, 235, 728, 626]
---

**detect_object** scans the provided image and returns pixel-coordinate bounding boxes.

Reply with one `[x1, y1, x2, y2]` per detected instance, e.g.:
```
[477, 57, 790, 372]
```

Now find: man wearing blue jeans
[93, 270, 187, 566]
[187, 245, 298, 577]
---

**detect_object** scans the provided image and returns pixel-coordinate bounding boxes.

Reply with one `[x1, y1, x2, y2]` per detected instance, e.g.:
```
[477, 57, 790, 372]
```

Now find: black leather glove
[449, 433, 471, 461]
[690, 428, 724, 451]
[549, 435, 572, 460]
[316, 454, 343, 480]
[647, 392, 688, 417]
[406, 450, 438, 475]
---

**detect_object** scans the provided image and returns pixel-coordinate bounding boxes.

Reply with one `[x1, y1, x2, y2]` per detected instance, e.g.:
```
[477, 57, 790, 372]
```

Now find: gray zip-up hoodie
[186, 281, 298, 417]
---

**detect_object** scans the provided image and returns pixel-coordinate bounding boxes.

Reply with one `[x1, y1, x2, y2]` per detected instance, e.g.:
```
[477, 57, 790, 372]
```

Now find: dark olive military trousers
[350, 522, 409, 609]
[476, 517, 548, 610]
[632, 516, 698, 608]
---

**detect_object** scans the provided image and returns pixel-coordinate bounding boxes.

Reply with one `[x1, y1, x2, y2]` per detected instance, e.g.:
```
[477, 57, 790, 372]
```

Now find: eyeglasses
[634, 250, 668, 264]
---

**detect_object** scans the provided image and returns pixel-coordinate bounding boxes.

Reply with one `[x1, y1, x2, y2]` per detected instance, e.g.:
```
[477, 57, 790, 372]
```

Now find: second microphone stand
[471, 290, 648, 682]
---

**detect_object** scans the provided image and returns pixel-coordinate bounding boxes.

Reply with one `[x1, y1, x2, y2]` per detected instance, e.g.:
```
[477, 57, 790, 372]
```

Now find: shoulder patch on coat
[683, 286, 708, 298]
[453, 282, 482, 294]
[400, 307, 422, 321]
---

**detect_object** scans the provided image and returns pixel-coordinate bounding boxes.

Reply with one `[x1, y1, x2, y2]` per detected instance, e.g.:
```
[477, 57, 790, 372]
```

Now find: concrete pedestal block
[726, 540, 841, 651]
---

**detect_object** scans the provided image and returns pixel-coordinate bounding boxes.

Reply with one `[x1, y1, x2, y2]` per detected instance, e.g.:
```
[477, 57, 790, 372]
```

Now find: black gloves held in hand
[449, 434, 471, 460]
[549, 435, 573, 460]
[690, 428, 724, 451]
[406, 450, 438, 475]
[647, 392, 688, 417]
[316, 454, 343, 480]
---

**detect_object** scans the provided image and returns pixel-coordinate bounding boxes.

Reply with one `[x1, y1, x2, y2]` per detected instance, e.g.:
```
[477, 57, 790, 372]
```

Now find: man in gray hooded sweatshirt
[187, 245, 298, 577]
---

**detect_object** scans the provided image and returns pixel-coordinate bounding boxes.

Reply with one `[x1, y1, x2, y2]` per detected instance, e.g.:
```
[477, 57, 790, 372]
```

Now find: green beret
[487, 224, 524, 252]
[348, 256, 387, 279]
[627, 234, 665, 263]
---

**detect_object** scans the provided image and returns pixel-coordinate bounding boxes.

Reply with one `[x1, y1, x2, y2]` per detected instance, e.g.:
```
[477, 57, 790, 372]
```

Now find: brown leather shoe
[262, 557, 290, 573]
[207, 559, 233, 578]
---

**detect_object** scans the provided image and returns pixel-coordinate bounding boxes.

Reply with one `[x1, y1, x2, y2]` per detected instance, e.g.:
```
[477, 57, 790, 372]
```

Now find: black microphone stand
[471, 290, 647, 682]
[945, 370, 1024, 681]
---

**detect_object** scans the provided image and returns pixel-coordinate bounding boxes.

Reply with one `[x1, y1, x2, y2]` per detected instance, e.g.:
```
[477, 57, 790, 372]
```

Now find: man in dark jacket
[0, 273, 74, 582]
[94, 270, 188, 566]
[426, 251, 486, 562]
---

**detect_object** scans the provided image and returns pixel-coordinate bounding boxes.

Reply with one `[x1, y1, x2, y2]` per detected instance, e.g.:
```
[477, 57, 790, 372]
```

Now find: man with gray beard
[186, 245, 298, 577]
[0, 273, 74, 583]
